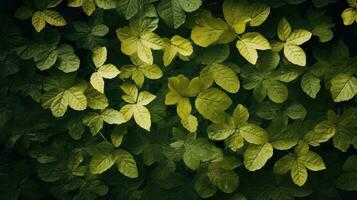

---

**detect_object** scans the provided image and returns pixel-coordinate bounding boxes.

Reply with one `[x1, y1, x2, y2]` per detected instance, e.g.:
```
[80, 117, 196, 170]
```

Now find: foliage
[1, 0, 357, 199]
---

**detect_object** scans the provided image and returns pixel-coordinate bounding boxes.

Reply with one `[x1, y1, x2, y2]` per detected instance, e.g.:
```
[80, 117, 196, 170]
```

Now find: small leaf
[195, 88, 232, 123]
[43, 10, 67, 26]
[278, 18, 291, 41]
[133, 105, 151, 131]
[92, 47, 107, 68]
[330, 74, 357, 102]
[115, 149, 138, 178]
[301, 72, 321, 98]
[98, 64, 120, 79]
[240, 124, 269, 145]
[32, 11, 46, 32]
[286, 30, 312, 45]
[90, 72, 105, 93]
[283, 44, 307, 66]
[291, 161, 307, 186]
[244, 143, 273, 171]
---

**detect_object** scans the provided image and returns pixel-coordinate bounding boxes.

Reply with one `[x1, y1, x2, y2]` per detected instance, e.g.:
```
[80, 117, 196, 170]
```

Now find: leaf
[240, 124, 269, 145]
[157, 0, 186, 29]
[341, 8, 356, 25]
[283, 44, 307, 66]
[92, 47, 107, 68]
[208, 167, 239, 193]
[178, 0, 202, 12]
[133, 105, 151, 131]
[285, 104, 307, 120]
[244, 143, 273, 171]
[336, 172, 357, 191]
[56, 44, 80, 73]
[90, 152, 115, 174]
[210, 63, 240, 93]
[191, 12, 234, 47]
[236, 32, 271, 64]
[330, 74, 357, 102]
[232, 104, 249, 126]
[101, 109, 125, 125]
[98, 64, 120, 79]
[82, 112, 103, 135]
[32, 11, 46, 32]
[137, 91, 156, 106]
[299, 151, 326, 171]
[195, 175, 217, 198]
[115, 149, 138, 178]
[163, 35, 193, 66]
[43, 10, 67, 26]
[274, 153, 296, 174]
[225, 133, 244, 151]
[139, 64, 162, 79]
[286, 30, 312, 45]
[278, 18, 291, 41]
[195, 88, 232, 123]
[263, 80, 288, 103]
[116, 0, 139, 20]
[207, 123, 236, 141]
[90, 72, 105, 93]
[301, 72, 321, 98]
[291, 161, 307, 186]
[183, 139, 223, 170]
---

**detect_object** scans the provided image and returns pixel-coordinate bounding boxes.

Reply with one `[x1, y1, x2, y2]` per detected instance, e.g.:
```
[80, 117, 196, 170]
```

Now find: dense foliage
[1, 0, 357, 199]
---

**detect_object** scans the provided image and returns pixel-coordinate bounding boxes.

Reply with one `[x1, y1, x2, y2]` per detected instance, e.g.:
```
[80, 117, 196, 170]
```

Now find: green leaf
[291, 161, 307, 186]
[301, 72, 321, 98]
[157, 0, 186, 29]
[299, 151, 326, 171]
[116, 0, 139, 20]
[336, 172, 357, 191]
[274, 153, 296, 174]
[90, 151, 116, 174]
[195, 175, 217, 198]
[139, 64, 163, 79]
[207, 123, 236, 141]
[225, 133, 245, 151]
[114, 149, 138, 178]
[330, 74, 357, 102]
[43, 10, 67, 26]
[90, 72, 105, 93]
[92, 47, 107, 68]
[208, 167, 239, 193]
[191, 12, 234, 47]
[263, 80, 288, 103]
[133, 105, 152, 131]
[285, 104, 307, 120]
[240, 124, 269, 145]
[195, 88, 232, 123]
[283, 44, 307, 66]
[278, 18, 291, 41]
[236, 32, 271, 64]
[85, 87, 109, 109]
[244, 143, 273, 171]
[233, 104, 249, 126]
[286, 30, 312, 45]
[209, 63, 240, 93]
[341, 8, 357, 25]
[178, 0, 202, 12]
[183, 138, 223, 170]
[32, 11, 46, 32]
[82, 112, 103, 135]
[101, 109, 125, 125]
[98, 64, 120, 79]
[163, 35, 193, 66]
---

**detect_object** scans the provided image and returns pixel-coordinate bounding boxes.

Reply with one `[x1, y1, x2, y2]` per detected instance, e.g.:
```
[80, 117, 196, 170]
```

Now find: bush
[0, 0, 357, 199]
